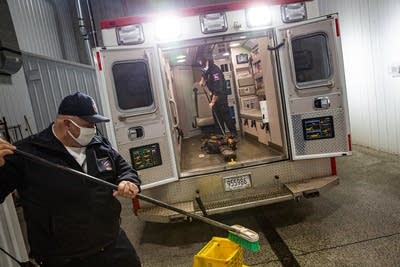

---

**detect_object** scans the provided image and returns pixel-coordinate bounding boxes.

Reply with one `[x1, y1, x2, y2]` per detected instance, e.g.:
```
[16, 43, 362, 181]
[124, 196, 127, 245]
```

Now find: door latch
[128, 126, 144, 140]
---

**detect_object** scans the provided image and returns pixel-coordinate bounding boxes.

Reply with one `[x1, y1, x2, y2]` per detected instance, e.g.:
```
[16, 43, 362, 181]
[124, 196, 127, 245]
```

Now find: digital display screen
[302, 116, 334, 140]
[130, 143, 162, 170]
[236, 53, 249, 64]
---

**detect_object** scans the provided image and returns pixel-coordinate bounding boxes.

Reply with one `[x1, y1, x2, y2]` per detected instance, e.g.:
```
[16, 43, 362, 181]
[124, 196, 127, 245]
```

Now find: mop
[14, 149, 260, 252]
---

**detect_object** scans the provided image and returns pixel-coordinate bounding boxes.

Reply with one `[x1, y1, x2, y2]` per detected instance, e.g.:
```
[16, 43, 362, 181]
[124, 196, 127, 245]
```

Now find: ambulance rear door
[97, 46, 178, 188]
[275, 14, 351, 160]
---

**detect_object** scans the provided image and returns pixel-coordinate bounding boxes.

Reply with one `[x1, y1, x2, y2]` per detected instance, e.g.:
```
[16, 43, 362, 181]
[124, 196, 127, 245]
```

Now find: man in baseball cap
[0, 91, 142, 266]
[58, 92, 109, 123]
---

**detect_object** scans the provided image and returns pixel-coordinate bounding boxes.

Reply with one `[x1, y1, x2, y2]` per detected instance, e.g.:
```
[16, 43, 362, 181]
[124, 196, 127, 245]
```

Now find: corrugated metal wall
[22, 53, 105, 134]
[7, 0, 82, 62]
[1, 0, 87, 142]
[52, 0, 81, 62]
[0, 196, 29, 267]
[319, 0, 400, 154]
[7, 0, 63, 59]
[0, 70, 38, 140]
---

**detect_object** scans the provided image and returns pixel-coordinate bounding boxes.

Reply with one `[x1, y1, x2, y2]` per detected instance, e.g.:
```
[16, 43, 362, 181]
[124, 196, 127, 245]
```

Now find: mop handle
[14, 149, 236, 233]
[199, 85, 227, 136]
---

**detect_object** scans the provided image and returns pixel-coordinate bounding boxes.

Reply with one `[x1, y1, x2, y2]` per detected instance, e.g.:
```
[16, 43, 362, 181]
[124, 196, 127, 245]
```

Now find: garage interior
[0, 0, 399, 266]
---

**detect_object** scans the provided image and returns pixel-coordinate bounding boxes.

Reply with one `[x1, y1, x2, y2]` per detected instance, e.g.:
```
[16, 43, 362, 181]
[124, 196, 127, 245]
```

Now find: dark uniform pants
[213, 97, 236, 136]
[37, 229, 141, 267]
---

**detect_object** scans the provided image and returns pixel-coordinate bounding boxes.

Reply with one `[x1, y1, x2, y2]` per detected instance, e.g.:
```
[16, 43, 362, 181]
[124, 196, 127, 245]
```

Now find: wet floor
[128, 145, 400, 266]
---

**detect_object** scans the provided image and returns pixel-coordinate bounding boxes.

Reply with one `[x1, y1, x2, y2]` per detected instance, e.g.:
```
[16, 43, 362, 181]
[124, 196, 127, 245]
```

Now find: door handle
[169, 99, 179, 128]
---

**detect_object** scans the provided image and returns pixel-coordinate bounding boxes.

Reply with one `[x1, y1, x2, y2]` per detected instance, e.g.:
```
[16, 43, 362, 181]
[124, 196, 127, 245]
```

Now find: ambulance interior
[161, 35, 287, 176]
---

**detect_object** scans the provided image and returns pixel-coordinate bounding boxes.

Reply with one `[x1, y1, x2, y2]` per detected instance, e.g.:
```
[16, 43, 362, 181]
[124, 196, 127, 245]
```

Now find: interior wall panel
[319, 0, 400, 154]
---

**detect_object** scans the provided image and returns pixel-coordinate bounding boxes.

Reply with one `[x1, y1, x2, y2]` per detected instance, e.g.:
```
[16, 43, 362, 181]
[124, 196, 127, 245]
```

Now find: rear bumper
[138, 175, 339, 223]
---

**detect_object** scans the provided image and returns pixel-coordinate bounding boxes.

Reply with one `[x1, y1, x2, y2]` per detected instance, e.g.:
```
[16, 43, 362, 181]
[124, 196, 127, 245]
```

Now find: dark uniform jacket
[0, 125, 141, 261]
[203, 64, 226, 98]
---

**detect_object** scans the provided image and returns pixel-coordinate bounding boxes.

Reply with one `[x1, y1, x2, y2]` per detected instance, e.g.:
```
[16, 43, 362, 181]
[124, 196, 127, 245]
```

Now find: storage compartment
[238, 86, 256, 96]
[237, 75, 254, 87]
[240, 96, 259, 110]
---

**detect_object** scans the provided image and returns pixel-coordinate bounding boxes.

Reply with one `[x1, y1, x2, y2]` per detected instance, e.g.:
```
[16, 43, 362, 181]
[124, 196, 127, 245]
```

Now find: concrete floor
[124, 145, 400, 266]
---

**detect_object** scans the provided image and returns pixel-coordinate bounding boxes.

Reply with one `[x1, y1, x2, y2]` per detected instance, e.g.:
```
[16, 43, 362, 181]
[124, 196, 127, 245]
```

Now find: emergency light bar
[155, 16, 181, 41]
[117, 24, 145, 45]
[200, 12, 228, 34]
[281, 3, 307, 23]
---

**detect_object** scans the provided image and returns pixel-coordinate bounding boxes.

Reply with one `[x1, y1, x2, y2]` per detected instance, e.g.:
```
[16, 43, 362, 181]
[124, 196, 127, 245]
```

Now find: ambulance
[94, 1, 351, 222]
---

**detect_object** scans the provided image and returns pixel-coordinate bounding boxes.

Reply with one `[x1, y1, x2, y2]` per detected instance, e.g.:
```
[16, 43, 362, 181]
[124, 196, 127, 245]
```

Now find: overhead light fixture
[177, 59, 186, 63]
[223, 52, 230, 56]
[176, 55, 186, 59]
[246, 5, 272, 28]
[229, 42, 240, 48]
[155, 15, 181, 41]
[117, 24, 145, 45]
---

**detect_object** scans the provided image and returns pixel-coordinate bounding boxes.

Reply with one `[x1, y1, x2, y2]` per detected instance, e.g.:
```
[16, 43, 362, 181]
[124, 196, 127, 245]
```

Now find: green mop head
[228, 225, 260, 252]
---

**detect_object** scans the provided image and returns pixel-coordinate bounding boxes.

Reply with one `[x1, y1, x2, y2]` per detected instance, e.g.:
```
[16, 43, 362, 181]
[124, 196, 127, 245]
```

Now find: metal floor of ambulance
[124, 145, 400, 266]
[180, 134, 284, 175]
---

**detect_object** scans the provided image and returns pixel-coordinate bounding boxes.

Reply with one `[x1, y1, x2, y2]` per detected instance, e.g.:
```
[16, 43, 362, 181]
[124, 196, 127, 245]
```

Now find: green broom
[15, 149, 260, 252]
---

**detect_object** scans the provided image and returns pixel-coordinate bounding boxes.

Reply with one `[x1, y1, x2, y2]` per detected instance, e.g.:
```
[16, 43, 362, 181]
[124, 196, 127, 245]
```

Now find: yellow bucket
[193, 237, 248, 267]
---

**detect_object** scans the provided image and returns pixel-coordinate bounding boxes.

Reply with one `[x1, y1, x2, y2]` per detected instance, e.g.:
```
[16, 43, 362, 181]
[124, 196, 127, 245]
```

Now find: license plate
[223, 174, 252, 191]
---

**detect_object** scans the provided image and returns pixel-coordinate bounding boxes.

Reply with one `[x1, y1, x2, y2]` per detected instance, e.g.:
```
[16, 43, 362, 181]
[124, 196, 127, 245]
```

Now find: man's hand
[0, 138, 15, 167]
[199, 77, 206, 87]
[113, 180, 139, 199]
[209, 102, 215, 109]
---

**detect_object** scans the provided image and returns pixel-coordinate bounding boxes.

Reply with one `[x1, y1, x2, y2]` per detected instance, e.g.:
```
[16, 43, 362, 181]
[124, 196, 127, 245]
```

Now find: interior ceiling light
[223, 52, 230, 56]
[176, 55, 186, 59]
[229, 42, 240, 48]
[246, 5, 272, 28]
[177, 59, 186, 63]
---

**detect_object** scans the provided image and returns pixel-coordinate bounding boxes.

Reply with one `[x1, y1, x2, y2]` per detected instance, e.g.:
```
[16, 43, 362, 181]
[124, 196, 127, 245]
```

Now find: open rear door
[276, 14, 351, 160]
[97, 47, 178, 188]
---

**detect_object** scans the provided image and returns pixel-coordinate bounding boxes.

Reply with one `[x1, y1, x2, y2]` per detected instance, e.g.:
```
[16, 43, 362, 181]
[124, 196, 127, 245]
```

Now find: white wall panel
[0, 70, 38, 141]
[319, 0, 400, 154]
[7, 0, 63, 59]
[52, 0, 81, 62]
[0, 196, 29, 267]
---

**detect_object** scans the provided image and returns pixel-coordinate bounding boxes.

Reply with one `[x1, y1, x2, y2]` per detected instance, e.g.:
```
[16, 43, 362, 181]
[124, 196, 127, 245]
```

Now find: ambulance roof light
[117, 24, 145, 45]
[155, 16, 181, 41]
[281, 3, 307, 23]
[246, 5, 272, 28]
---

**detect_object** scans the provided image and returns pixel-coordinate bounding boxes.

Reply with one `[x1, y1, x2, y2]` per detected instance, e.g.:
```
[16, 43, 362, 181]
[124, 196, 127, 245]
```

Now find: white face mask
[203, 61, 209, 71]
[67, 119, 96, 146]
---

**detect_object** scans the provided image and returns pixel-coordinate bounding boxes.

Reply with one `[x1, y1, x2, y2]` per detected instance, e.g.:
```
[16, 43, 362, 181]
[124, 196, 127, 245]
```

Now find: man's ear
[63, 119, 71, 129]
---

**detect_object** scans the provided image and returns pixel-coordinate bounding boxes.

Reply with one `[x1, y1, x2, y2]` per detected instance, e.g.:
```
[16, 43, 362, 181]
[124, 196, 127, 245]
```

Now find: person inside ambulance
[0, 92, 142, 267]
[198, 56, 237, 137]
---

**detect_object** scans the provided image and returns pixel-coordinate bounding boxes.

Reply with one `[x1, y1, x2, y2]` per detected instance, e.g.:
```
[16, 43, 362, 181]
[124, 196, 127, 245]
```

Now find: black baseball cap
[58, 92, 110, 123]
